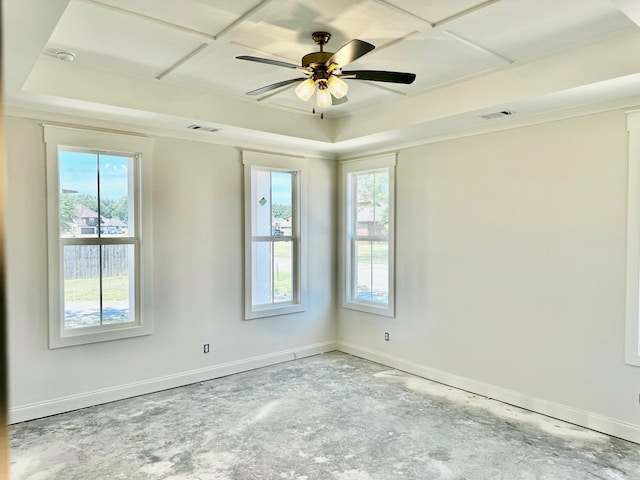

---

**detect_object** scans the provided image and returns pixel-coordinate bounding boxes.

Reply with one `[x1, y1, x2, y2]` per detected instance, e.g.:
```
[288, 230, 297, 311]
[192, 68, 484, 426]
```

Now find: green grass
[274, 271, 292, 297]
[64, 275, 129, 302]
[357, 242, 388, 265]
[272, 241, 292, 298]
[273, 241, 292, 257]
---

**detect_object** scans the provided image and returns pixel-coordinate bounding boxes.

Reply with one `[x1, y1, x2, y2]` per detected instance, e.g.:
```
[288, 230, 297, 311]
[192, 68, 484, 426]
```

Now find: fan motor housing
[302, 51, 333, 69]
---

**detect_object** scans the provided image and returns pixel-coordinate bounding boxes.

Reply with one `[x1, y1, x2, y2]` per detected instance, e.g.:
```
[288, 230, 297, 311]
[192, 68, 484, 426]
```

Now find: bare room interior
[5, 0, 640, 478]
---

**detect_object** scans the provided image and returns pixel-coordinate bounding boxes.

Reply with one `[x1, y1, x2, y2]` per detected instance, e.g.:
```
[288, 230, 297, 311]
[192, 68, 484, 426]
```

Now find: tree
[74, 194, 98, 213]
[272, 203, 292, 220]
[59, 194, 77, 234]
[99, 198, 116, 219]
[111, 197, 128, 223]
[357, 171, 389, 231]
[61, 193, 129, 231]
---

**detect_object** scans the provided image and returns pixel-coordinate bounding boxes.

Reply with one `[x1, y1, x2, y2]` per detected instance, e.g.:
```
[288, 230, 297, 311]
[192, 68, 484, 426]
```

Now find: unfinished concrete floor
[10, 352, 640, 479]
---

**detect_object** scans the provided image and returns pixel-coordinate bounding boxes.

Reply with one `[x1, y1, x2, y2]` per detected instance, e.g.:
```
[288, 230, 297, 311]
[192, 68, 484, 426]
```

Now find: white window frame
[625, 111, 640, 366]
[341, 154, 396, 317]
[243, 151, 306, 320]
[44, 125, 154, 348]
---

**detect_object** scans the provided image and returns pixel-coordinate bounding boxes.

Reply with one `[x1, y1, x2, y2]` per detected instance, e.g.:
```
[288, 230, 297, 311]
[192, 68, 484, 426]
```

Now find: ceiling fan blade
[237, 55, 300, 69]
[325, 39, 375, 69]
[341, 70, 416, 84]
[246, 78, 306, 96]
[331, 94, 348, 106]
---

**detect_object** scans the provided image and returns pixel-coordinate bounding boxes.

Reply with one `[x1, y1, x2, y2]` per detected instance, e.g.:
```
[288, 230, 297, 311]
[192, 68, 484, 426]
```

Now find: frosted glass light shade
[328, 76, 348, 99]
[295, 78, 316, 101]
[316, 86, 332, 108]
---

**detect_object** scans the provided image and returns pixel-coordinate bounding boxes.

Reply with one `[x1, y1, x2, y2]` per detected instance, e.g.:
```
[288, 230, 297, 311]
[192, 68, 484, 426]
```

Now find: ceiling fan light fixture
[295, 78, 316, 101]
[238, 32, 415, 111]
[316, 82, 332, 108]
[327, 76, 348, 99]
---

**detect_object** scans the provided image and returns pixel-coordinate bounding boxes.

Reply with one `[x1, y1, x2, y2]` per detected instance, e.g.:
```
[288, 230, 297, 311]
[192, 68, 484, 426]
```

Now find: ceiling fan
[237, 32, 416, 109]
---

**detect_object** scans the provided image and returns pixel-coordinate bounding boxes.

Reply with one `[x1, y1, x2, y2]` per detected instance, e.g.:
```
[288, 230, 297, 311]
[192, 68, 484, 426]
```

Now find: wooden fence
[64, 245, 130, 279]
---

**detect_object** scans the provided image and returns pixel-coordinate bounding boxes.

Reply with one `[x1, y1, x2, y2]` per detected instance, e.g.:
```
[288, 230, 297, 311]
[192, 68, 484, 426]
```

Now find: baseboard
[338, 341, 640, 445]
[9, 341, 338, 424]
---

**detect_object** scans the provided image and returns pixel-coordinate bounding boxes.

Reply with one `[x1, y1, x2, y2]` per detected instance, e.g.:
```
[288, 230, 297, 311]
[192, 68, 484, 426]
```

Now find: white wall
[339, 109, 640, 441]
[6, 115, 337, 420]
[8, 107, 640, 443]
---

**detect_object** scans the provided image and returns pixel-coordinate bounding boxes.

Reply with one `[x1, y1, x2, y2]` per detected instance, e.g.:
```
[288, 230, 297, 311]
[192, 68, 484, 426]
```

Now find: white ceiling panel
[47, 1, 204, 77]
[357, 32, 507, 92]
[225, 0, 426, 61]
[92, 0, 259, 37]
[445, 0, 635, 61]
[385, 0, 492, 24]
[165, 42, 302, 96]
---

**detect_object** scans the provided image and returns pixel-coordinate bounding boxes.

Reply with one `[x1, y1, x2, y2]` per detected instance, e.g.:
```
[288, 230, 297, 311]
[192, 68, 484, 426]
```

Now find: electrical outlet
[384, 332, 389, 341]
[203, 344, 210, 354]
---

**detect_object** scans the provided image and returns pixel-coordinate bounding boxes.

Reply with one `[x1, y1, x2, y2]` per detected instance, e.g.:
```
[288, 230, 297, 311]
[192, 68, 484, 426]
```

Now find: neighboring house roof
[74, 204, 127, 228]
[76, 204, 98, 219]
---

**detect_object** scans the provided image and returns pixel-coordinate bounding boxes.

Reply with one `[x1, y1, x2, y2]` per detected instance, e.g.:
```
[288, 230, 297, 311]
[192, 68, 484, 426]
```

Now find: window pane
[271, 172, 293, 238]
[63, 245, 101, 329]
[273, 240, 293, 302]
[102, 244, 134, 325]
[355, 240, 373, 301]
[371, 241, 389, 304]
[99, 155, 133, 238]
[59, 150, 98, 238]
[252, 240, 293, 306]
[354, 240, 389, 304]
[356, 173, 373, 236]
[373, 171, 389, 237]
[252, 241, 272, 305]
[253, 170, 272, 236]
[252, 170, 294, 238]
[356, 171, 389, 238]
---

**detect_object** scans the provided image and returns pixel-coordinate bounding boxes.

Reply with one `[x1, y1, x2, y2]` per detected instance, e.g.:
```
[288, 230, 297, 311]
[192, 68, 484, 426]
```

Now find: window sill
[245, 303, 305, 320]
[50, 321, 153, 349]
[343, 301, 395, 318]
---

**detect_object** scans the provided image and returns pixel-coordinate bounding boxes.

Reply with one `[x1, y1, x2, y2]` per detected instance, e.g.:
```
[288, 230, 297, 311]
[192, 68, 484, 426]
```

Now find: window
[243, 151, 306, 319]
[45, 126, 154, 348]
[626, 111, 640, 366]
[342, 154, 396, 317]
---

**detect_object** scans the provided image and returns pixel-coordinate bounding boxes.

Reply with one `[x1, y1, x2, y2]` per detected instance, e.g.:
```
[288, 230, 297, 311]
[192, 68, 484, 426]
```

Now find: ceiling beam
[369, 31, 422, 55]
[156, 44, 209, 80]
[441, 31, 513, 65]
[363, 82, 408, 96]
[76, 0, 215, 42]
[153, 0, 278, 81]
[433, 0, 501, 28]
[213, 0, 276, 40]
[372, 0, 433, 27]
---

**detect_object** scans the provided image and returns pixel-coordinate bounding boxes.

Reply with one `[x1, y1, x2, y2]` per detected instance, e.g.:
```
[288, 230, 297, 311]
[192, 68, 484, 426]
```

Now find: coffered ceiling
[4, 0, 640, 157]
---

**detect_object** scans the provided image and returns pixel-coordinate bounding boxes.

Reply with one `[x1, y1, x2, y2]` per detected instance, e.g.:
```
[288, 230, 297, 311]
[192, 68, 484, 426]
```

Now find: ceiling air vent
[187, 124, 220, 133]
[479, 110, 515, 120]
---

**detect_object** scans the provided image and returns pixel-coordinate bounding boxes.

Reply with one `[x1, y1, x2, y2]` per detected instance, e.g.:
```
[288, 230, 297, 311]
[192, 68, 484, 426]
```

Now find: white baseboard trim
[10, 341, 338, 424]
[338, 341, 640, 445]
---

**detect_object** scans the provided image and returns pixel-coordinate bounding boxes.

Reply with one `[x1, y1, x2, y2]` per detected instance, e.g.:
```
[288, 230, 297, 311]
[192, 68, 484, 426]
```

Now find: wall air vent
[479, 110, 515, 120]
[187, 124, 220, 133]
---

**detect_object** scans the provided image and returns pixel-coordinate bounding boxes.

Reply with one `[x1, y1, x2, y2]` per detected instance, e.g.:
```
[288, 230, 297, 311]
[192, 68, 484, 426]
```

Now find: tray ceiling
[5, 0, 640, 156]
